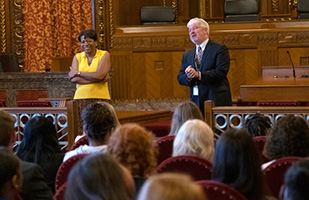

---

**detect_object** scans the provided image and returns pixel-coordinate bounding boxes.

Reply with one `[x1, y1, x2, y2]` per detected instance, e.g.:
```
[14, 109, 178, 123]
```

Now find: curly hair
[263, 114, 309, 160]
[244, 113, 271, 137]
[107, 123, 157, 177]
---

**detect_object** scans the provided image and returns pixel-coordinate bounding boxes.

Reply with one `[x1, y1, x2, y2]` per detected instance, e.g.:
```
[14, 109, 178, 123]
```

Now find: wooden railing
[204, 100, 309, 130]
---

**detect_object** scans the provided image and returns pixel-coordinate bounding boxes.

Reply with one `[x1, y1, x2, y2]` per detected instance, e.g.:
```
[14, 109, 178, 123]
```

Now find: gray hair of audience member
[187, 17, 210, 35]
[65, 153, 134, 200]
[137, 173, 206, 200]
[283, 159, 309, 200]
[0, 110, 15, 148]
[169, 101, 204, 136]
[81, 102, 119, 143]
[0, 146, 23, 197]
[173, 119, 214, 162]
[244, 113, 271, 137]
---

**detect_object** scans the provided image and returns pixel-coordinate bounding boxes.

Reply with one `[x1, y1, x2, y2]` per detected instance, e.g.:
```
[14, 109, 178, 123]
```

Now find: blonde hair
[173, 119, 215, 162]
[187, 17, 210, 35]
[137, 173, 206, 200]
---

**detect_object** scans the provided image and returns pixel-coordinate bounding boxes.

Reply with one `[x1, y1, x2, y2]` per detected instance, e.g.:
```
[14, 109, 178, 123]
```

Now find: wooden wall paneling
[244, 49, 259, 84]
[0, 90, 7, 103]
[258, 46, 278, 72]
[278, 47, 309, 67]
[132, 52, 147, 98]
[172, 51, 189, 98]
[205, 0, 225, 21]
[145, 53, 162, 98]
[110, 51, 133, 99]
[16, 90, 48, 101]
[259, 0, 293, 20]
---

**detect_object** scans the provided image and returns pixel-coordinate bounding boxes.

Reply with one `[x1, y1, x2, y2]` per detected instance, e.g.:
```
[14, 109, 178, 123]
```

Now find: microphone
[287, 51, 296, 78]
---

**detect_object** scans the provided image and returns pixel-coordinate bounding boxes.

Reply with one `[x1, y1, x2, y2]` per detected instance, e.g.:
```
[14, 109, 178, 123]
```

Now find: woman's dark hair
[212, 128, 263, 200]
[81, 102, 118, 143]
[78, 29, 97, 42]
[244, 113, 271, 137]
[16, 116, 61, 164]
[0, 146, 20, 192]
[263, 114, 309, 160]
[65, 153, 131, 200]
[284, 159, 309, 200]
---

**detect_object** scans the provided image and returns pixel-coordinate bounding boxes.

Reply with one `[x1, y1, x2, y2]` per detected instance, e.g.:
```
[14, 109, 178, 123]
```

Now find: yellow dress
[73, 49, 111, 100]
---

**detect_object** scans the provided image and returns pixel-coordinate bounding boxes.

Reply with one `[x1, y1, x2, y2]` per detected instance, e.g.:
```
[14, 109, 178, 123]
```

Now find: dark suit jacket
[21, 161, 53, 200]
[178, 40, 232, 114]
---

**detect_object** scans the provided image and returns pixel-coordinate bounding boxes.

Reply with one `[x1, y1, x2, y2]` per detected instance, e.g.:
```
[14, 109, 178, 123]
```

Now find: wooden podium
[240, 66, 309, 102]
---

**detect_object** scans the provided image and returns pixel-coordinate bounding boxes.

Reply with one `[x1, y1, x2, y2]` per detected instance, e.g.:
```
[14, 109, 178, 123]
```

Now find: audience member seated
[65, 153, 135, 200]
[0, 110, 53, 200]
[244, 113, 271, 137]
[108, 123, 157, 194]
[212, 128, 276, 200]
[63, 102, 119, 162]
[173, 119, 214, 162]
[282, 159, 309, 200]
[168, 101, 203, 136]
[263, 114, 309, 169]
[137, 173, 206, 200]
[0, 147, 23, 200]
[16, 116, 64, 194]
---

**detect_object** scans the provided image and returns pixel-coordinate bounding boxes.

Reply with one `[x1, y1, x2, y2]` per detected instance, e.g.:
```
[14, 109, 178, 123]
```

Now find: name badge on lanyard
[193, 86, 199, 96]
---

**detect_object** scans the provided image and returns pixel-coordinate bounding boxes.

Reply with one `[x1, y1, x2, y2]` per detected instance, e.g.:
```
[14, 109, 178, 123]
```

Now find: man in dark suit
[0, 110, 53, 200]
[178, 17, 232, 115]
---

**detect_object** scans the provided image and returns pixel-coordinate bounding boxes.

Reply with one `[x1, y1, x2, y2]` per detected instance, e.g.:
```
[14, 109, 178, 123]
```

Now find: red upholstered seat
[143, 120, 171, 137]
[196, 180, 247, 200]
[257, 100, 299, 106]
[263, 156, 302, 198]
[70, 135, 89, 150]
[53, 182, 67, 200]
[17, 100, 52, 107]
[252, 136, 270, 164]
[156, 155, 212, 181]
[154, 135, 175, 165]
[55, 154, 88, 191]
[0, 100, 6, 107]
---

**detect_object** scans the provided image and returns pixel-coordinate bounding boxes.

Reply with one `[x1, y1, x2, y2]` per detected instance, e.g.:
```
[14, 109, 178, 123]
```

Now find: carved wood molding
[0, 0, 6, 52]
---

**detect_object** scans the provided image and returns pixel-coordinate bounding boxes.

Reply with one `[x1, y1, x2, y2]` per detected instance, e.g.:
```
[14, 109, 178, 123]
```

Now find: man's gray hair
[187, 17, 210, 35]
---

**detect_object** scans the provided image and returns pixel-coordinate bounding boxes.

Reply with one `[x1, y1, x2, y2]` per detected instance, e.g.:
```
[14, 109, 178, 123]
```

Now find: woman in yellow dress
[69, 29, 111, 136]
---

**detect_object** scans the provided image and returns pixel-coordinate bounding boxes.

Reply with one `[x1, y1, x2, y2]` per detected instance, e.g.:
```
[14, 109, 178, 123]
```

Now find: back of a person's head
[0, 146, 22, 199]
[264, 114, 309, 160]
[65, 153, 133, 200]
[284, 159, 309, 200]
[107, 123, 157, 177]
[81, 102, 118, 143]
[212, 128, 263, 200]
[244, 113, 271, 137]
[16, 116, 61, 163]
[169, 101, 203, 136]
[0, 110, 15, 148]
[137, 173, 206, 200]
[173, 119, 214, 162]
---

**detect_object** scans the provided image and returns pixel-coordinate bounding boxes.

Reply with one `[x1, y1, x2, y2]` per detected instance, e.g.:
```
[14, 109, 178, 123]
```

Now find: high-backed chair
[156, 155, 212, 181]
[141, 6, 176, 24]
[17, 100, 52, 107]
[69, 135, 89, 150]
[252, 136, 270, 163]
[143, 120, 171, 137]
[53, 182, 67, 200]
[154, 135, 175, 165]
[196, 180, 247, 200]
[224, 0, 259, 22]
[55, 154, 88, 191]
[257, 100, 299, 106]
[298, 0, 309, 19]
[263, 156, 302, 198]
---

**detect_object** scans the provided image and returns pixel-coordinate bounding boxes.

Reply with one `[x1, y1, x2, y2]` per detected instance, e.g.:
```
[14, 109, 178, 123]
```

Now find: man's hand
[185, 65, 198, 79]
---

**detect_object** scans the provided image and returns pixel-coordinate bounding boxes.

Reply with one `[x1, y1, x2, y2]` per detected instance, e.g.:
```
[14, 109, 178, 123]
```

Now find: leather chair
[252, 136, 270, 164]
[141, 6, 176, 24]
[298, 0, 309, 19]
[69, 135, 89, 150]
[196, 180, 247, 200]
[55, 154, 89, 191]
[224, 0, 259, 22]
[263, 156, 302, 198]
[156, 155, 212, 181]
[154, 135, 175, 165]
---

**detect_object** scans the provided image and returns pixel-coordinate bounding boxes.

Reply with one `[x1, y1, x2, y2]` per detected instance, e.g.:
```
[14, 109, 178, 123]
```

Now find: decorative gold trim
[0, 0, 6, 52]
[163, 0, 166, 7]
[97, 0, 105, 49]
[108, 0, 114, 48]
[272, 0, 279, 12]
[10, 0, 24, 69]
[199, 0, 206, 18]
[171, 0, 178, 23]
